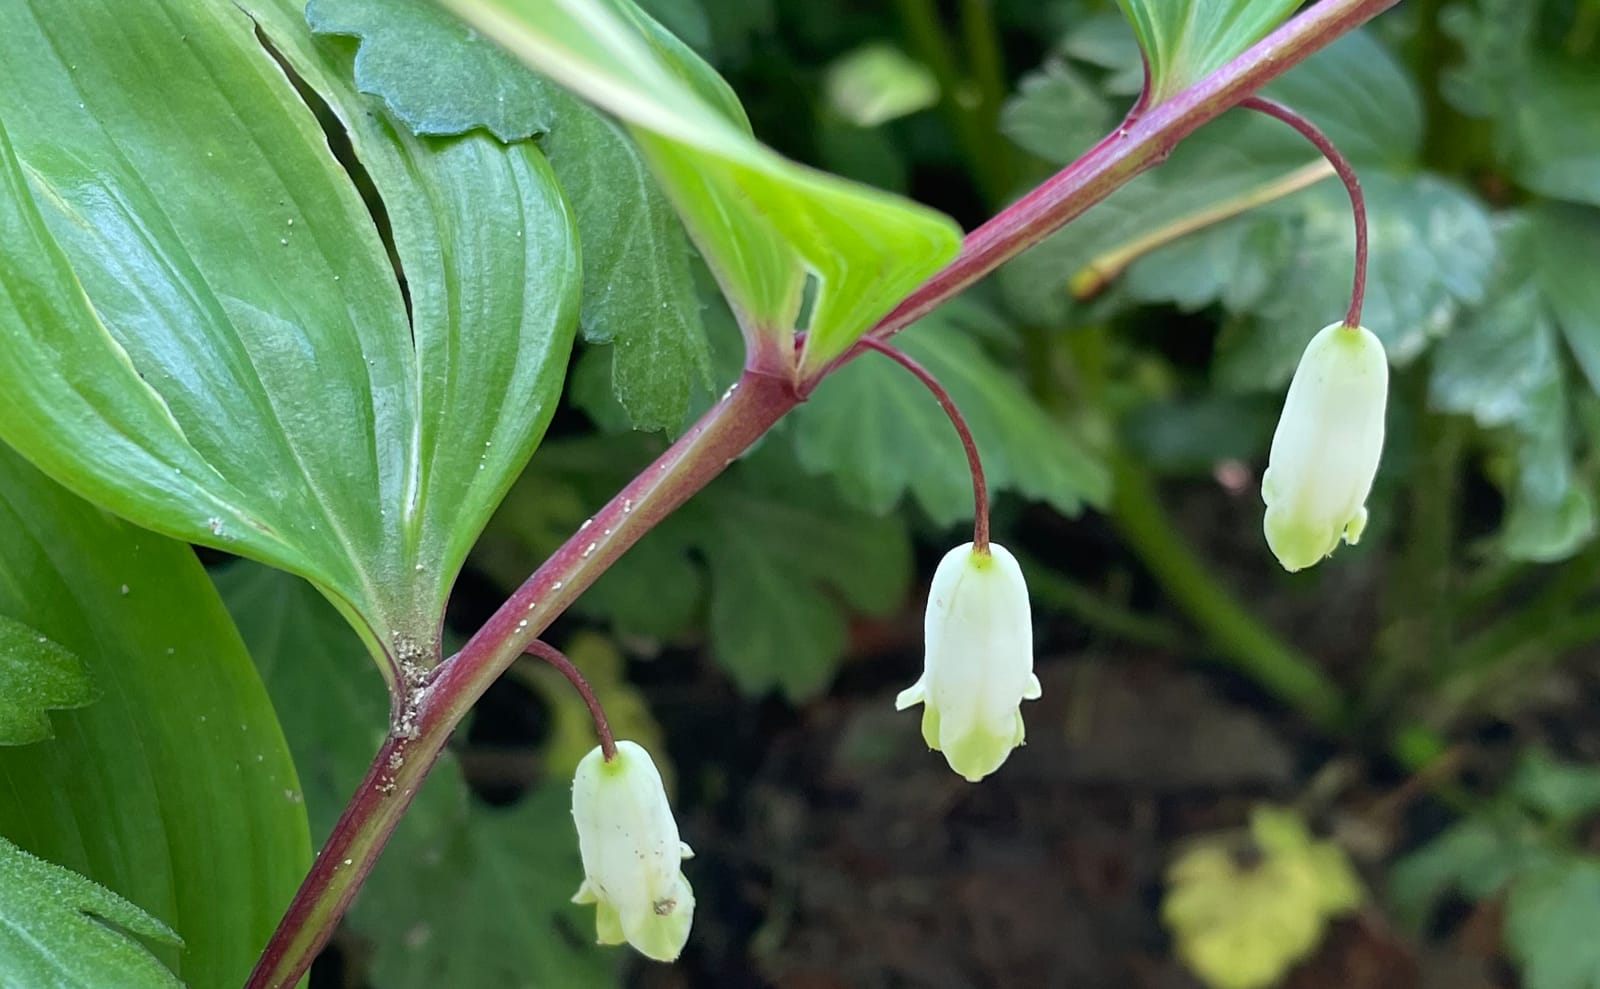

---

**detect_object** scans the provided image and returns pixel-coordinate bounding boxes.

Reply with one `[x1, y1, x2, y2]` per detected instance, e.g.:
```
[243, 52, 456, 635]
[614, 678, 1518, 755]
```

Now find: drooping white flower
[570, 740, 695, 962]
[895, 541, 1041, 782]
[1262, 322, 1389, 572]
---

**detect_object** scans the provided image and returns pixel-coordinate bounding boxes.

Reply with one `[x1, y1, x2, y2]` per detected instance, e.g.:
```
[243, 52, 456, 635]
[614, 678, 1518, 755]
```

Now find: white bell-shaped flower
[896, 541, 1041, 782]
[1263, 322, 1389, 572]
[570, 740, 695, 962]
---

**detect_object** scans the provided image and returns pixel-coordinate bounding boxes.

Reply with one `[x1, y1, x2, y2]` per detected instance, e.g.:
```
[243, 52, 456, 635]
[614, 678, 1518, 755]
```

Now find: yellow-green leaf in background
[1163, 805, 1362, 989]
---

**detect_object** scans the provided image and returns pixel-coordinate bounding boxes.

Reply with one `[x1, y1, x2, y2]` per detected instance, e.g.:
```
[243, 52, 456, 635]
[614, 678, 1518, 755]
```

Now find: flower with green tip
[570, 740, 695, 962]
[896, 541, 1041, 782]
[1262, 322, 1388, 572]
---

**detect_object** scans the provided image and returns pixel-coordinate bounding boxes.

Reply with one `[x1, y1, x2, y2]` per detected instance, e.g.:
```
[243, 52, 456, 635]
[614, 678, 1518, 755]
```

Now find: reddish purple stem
[1241, 96, 1369, 328]
[525, 639, 616, 761]
[858, 337, 990, 552]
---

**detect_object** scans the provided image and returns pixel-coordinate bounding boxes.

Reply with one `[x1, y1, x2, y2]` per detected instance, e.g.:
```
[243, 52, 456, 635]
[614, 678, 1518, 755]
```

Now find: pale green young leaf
[306, 0, 559, 139]
[789, 299, 1109, 526]
[216, 562, 615, 985]
[0, 836, 182, 989]
[0, 445, 310, 987]
[1388, 809, 1549, 932]
[0, 616, 94, 746]
[823, 44, 939, 128]
[1115, 0, 1300, 105]
[436, 0, 962, 373]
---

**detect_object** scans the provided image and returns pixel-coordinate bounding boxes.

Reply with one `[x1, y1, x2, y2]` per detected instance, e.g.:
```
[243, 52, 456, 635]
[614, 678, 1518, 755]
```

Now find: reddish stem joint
[525, 640, 616, 761]
[857, 337, 991, 552]
[1240, 96, 1369, 329]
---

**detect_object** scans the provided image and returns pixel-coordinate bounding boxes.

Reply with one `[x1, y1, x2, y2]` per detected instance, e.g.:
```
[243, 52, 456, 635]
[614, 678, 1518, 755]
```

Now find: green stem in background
[1434, 548, 1600, 722]
[1108, 451, 1350, 730]
[959, 0, 1012, 191]
[893, 0, 1009, 204]
[1021, 555, 1188, 651]
[1369, 406, 1465, 710]
[248, 2, 1403, 981]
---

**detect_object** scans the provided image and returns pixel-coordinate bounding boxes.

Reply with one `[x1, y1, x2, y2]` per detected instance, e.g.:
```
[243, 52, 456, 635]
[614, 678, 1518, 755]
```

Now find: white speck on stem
[552, 581, 564, 590]
[583, 542, 597, 557]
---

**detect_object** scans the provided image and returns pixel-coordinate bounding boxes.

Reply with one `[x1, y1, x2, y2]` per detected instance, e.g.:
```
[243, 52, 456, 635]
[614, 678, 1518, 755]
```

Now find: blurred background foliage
[262, 0, 1600, 986]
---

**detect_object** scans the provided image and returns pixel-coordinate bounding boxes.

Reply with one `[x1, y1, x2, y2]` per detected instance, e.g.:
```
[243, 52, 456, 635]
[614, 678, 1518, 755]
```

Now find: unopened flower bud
[896, 541, 1041, 782]
[570, 741, 695, 962]
[1263, 322, 1388, 572]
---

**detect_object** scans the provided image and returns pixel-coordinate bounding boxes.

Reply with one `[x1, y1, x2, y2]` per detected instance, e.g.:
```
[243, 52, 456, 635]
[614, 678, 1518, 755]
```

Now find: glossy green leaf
[307, 0, 558, 140]
[436, 0, 962, 374]
[0, 836, 182, 989]
[0, 0, 578, 667]
[0, 444, 310, 987]
[248, 0, 582, 640]
[1115, 0, 1300, 105]
[1507, 859, 1600, 989]
[790, 299, 1110, 526]
[304, 0, 711, 432]
[217, 561, 615, 986]
[0, 616, 94, 746]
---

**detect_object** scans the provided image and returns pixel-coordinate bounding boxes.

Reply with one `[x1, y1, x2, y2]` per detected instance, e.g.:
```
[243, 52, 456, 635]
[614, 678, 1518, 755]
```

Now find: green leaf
[1000, 59, 1113, 164]
[1503, 56, 1600, 208]
[306, 0, 558, 140]
[1507, 858, 1600, 989]
[216, 561, 615, 985]
[1442, 2, 1600, 207]
[1115, 0, 1300, 105]
[304, 0, 712, 433]
[697, 450, 913, 699]
[789, 299, 1110, 526]
[1002, 31, 1423, 326]
[1510, 749, 1600, 829]
[0, 444, 310, 987]
[436, 0, 962, 374]
[1216, 172, 1496, 389]
[541, 88, 715, 431]
[0, 836, 182, 989]
[0, 0, 579, 663]
[1429, 212, 1594, 561]
[1529, 204, 1600, 395]
[0, 616, 94, 746]
[478, 438, 913, 699]
[1388, 809, 1552, 932]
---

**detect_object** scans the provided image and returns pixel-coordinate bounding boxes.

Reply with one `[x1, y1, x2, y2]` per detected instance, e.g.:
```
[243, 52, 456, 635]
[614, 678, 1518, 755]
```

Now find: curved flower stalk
[897, 542, 1042, 781]
[570, 740, 695, 962]
[1262, 322, 1388, 572]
